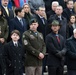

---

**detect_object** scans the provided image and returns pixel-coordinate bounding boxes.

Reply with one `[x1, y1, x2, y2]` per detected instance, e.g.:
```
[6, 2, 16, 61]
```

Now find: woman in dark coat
[23, 3, 34, 29]
[67, 15, 76, 38]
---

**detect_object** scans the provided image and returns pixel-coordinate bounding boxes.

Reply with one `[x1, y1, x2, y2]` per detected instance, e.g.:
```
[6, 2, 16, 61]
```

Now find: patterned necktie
[20, 19, 23, 26]
[41, 18, 45, 24]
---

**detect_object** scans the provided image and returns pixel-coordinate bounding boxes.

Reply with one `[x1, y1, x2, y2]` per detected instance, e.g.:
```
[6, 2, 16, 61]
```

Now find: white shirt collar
[17, 16, 22, 21]
[58, 16, 61, 18]
[38, 14, 44, 18]
[3, 6, 8, 9]
[13, 41, 18, 45]
[72, 23, 76, 29]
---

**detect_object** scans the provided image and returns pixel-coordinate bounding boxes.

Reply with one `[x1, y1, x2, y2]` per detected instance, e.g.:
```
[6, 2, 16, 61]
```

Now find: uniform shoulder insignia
[23, 35, 25, 38]
[24, 40, 28, 45]
[30, 35, 35, 39]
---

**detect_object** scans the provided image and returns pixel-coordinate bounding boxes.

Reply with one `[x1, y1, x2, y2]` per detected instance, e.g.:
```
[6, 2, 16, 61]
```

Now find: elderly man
[47, 1, 59, 19]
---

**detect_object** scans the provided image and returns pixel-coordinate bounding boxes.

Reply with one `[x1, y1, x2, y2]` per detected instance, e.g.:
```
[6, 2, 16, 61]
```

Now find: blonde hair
[23, 3, 32, 15]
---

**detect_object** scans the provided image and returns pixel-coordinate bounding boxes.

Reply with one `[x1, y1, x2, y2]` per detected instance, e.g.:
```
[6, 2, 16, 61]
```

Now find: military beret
[29, 18, 38, 25]
[51, 20, 60, 26]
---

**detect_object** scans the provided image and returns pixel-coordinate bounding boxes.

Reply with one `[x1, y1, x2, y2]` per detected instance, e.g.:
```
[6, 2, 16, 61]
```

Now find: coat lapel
[15, 17, 23, 28]
[59, 35, 63, 48]
[9, 41, 21, 54]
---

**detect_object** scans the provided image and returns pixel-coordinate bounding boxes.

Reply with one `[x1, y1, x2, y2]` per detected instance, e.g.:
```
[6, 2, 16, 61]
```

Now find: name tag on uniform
[30, 35, 35, 39]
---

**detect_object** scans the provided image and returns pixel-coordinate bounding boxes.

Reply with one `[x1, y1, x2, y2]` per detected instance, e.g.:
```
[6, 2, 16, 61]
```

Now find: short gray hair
[52, 1, 59, 6]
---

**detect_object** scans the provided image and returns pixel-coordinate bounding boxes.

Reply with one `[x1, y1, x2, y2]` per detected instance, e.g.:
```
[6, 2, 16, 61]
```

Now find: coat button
[19, 67, 21, 69]
[19, 54, 21, 56]
[32, 51, 35, 53]
[14, 66, 16, 68]
[14, 60, 16, 62]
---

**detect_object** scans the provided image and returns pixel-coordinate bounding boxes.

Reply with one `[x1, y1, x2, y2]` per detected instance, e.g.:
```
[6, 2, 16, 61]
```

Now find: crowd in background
[0, 0, 76, 75]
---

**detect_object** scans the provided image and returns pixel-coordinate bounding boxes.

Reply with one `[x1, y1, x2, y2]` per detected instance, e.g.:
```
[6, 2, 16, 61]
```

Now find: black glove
[55, 51, 63, 59]
[61, 49, 66, 55]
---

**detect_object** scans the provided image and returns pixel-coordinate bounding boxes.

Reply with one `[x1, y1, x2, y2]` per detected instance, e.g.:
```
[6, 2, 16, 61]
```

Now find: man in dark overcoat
[46, 20, 66, 75]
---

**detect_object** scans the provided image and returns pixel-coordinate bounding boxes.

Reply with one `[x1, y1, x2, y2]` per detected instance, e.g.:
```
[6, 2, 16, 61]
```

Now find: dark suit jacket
[66, 36, 76, 70]
[0, 43, 6, 75]
[63, 8, 76, 22]
[67, 24, 74, 38]
[46, 32, 66, 66]
[3, 41, 25, 75]
[9, 17, 27, 43]
[1, 5, 14, 25]
[47, 10, 55, 20]
[35, 15, 47, 40]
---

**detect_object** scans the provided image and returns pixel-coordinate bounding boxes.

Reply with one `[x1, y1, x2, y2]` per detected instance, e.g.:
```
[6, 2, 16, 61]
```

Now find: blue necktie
[41, 18, 45, 24]
[20, 19, 23, 26]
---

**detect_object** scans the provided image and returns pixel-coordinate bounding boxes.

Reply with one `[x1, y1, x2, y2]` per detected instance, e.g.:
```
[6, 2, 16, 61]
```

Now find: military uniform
[22, 29, 46, 66]
[0, 17, 8, 41]
[0, 17, 8, 75]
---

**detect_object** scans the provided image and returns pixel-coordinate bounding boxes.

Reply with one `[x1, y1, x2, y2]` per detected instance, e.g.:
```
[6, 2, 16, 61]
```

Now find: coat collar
[9, 41, 22, 47]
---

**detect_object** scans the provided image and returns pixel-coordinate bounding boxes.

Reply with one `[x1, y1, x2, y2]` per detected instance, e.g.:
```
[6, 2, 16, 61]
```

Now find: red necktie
[56, 36, 60, 43]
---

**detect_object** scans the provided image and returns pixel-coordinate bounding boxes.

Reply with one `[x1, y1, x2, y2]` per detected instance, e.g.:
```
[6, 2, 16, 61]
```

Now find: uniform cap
[29, 18, 38, 25]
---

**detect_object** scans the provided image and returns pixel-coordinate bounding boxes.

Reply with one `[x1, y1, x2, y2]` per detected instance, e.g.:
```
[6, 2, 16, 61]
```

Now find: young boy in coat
[3, 30, 25, 75]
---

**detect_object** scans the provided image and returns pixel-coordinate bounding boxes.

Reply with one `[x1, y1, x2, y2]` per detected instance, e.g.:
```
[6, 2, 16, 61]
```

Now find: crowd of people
[0, 0, 76, 75]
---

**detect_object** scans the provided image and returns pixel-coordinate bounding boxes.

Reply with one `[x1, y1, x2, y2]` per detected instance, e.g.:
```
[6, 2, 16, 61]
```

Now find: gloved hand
[55, 51, 63, 59]
[61, 49, 66, 55]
